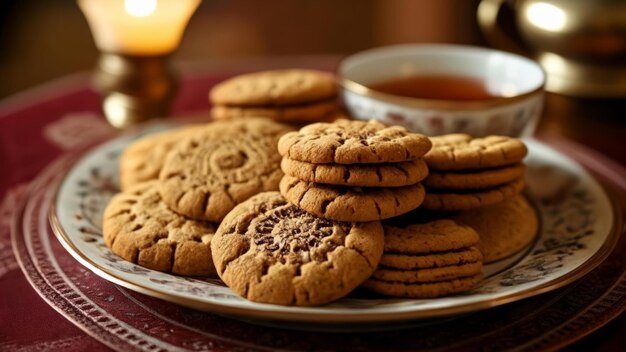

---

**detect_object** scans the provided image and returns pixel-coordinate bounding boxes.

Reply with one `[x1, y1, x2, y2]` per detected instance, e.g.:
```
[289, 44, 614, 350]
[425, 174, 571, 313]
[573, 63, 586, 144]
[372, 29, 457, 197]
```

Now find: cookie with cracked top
[281, 157, 429, 187]
[279, 175, 425, 222]
[158, 117, 292, 222]
[119, 125, 202, 191]
[425, 163, 526, 190]
[103, 181, 217, 276]
[453, 195, 538, 263]
[278, 119, 432, 164]
[421, 178, 525, 211]
[424, 134, 527, 171]
[211, 99, 341, 123]
[363, 274, 483, 298]
[210, 69, 337, 106]
[211, 192, 384, 306]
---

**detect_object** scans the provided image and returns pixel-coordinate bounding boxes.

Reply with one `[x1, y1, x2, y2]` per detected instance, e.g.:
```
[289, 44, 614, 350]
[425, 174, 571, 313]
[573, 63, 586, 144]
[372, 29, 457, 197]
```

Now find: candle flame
[526, 2, 566, 32]
[125, 0, 157, 17]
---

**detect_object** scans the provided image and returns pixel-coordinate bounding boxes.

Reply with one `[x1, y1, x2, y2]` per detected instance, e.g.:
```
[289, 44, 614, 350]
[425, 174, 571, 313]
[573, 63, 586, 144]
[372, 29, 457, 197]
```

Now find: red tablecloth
[1, 64, 624, 351]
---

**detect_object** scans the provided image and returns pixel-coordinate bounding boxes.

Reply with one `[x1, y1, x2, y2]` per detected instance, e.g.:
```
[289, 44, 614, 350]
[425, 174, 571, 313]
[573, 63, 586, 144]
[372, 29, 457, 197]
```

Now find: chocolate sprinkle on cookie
[211, 192, 384, 306]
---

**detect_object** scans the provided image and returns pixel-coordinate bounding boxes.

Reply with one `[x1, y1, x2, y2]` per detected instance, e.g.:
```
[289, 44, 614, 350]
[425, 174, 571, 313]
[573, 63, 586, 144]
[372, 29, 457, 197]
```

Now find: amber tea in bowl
[339, 44, 546, 137]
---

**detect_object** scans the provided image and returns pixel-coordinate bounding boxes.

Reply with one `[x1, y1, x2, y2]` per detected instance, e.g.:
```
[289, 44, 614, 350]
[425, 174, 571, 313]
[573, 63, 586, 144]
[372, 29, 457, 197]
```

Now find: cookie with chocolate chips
[211, 192, 384, 306]
[103, 181, 217, 276]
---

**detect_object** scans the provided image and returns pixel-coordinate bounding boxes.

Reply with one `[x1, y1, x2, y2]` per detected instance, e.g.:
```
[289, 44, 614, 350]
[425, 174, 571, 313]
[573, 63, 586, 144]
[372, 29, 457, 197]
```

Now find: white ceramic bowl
[339, 44, 546, 137]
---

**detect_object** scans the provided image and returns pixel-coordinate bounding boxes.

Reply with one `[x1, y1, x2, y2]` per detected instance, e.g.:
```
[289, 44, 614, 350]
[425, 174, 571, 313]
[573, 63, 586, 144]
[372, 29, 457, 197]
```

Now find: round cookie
[210, 69, 337, 106]
[211, 192, 384, 306]
[363, 274, 483, 298]
[372, 261, 483, 283]
[380, 246, 483, 270]
[211, 99, 340, 123]
[422, 178, 525, 211]
[425, 163, 527, 190]
[453, 195, 538, 263]
[424, 134, 528, 170]
[279, 175, 425, 222]
[119, 125, 202, 191]
[102, 181, 217, 276]
[384, 220, 479, 254]
[281, 158, 429, 187]
[159, 118, 291, 222]
[278, 119, 432, 164]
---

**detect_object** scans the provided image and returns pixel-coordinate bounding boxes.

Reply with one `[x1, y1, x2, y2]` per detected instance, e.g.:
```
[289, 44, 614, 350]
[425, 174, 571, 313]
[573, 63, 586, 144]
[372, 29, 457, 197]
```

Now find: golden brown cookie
[281, 157, 429, 187]
[102, 181, 217, 276]
[363, 274, 482, 298]
[211, 99, 340, 123]
[380, 246, 483, 270]
[119, 125, 202, 191]
[425, 163, 527, 190]
[158, 118, 291, 222]
[453, 195, 538, 263]
[278, 119, 432, 164]
[279, 175, 425, 222]
[384, 220, 480, 254]
[421, 178, 525, 211]
[424, 134, 528, 171]
[372, 261, 482, 283]
[211, 192, 384, 306]
[210, 69, 337, 106]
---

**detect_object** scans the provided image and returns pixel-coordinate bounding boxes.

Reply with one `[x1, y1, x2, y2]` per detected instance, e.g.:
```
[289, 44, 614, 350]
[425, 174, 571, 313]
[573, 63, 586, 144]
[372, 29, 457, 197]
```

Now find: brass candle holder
[79, 0, 201, 129]
[94, 53, 177, 128]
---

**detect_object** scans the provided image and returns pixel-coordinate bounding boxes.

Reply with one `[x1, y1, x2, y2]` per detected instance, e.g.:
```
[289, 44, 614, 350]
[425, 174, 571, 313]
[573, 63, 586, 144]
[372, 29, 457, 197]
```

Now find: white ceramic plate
[50, 123, 620, 325]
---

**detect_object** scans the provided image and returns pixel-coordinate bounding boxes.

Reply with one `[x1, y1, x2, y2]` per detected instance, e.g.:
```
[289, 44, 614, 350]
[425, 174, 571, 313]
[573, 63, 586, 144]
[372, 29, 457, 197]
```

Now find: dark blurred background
[0, 0, 483, 98]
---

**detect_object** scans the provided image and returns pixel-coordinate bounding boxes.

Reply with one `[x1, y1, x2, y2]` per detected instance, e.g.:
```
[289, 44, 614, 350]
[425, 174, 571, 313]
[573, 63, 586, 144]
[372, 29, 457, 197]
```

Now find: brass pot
[478, 0, 626, 97]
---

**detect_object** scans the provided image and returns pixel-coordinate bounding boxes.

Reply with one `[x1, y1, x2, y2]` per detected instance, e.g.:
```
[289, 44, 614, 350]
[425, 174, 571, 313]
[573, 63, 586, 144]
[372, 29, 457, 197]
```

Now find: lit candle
[78, 0, 201, 56]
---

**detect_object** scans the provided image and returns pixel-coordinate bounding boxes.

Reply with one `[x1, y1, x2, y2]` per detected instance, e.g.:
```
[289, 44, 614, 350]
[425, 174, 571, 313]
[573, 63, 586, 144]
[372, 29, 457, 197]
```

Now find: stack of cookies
[421, 134, 528, 211]
[277, 119, 433, 222]
[209, 69, 343, 124]
[363, 220, 483, 298]
[104, 117, 293, 277]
